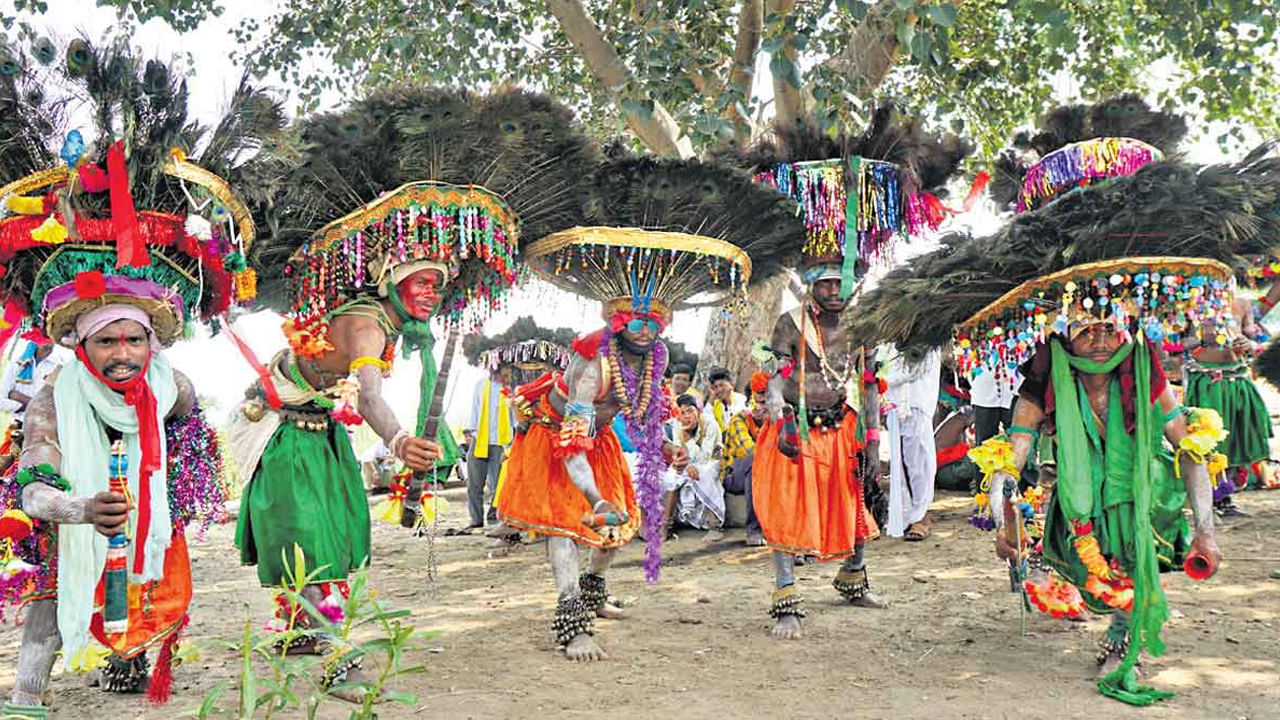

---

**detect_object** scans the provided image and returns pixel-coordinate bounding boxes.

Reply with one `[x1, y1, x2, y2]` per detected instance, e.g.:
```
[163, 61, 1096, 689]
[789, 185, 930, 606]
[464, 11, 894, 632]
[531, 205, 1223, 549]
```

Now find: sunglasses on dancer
[610, 311, 666, 335]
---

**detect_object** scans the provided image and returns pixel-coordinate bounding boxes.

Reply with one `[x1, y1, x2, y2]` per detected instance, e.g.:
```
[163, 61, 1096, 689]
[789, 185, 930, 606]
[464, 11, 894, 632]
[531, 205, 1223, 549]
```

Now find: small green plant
[184, 545, 435, 719]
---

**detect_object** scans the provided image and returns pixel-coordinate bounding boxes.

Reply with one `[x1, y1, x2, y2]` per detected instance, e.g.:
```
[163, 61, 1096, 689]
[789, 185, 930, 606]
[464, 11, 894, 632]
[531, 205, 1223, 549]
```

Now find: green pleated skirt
[236, 421, 371, 587]
[1184, 365, 1273, 468]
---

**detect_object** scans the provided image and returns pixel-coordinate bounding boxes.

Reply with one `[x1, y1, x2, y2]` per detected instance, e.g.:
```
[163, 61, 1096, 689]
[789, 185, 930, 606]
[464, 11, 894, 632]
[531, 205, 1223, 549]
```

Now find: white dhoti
[886, 408, 937, 537]
[662, 459, 725, 529]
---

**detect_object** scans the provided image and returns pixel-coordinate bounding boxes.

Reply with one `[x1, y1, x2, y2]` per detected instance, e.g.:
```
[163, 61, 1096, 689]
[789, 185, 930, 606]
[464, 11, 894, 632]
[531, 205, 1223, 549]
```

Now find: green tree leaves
[11, 0, 1275, 161]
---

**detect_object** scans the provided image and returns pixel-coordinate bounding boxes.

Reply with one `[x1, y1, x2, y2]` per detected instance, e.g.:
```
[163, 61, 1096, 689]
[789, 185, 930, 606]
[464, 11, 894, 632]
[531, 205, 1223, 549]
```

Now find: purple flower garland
[601, 327, 668, 583]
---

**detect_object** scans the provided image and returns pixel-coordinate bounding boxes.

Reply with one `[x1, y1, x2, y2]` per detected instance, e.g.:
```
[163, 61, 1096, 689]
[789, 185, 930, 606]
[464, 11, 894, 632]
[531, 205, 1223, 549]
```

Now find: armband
[349, 356, 391, 374]
[1008, 425, 1038, 439]
[15, 464, 70, 493]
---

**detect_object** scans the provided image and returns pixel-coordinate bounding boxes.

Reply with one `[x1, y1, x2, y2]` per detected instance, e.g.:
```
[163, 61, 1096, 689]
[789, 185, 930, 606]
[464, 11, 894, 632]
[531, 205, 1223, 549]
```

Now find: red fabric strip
[75, 345, 159, 574]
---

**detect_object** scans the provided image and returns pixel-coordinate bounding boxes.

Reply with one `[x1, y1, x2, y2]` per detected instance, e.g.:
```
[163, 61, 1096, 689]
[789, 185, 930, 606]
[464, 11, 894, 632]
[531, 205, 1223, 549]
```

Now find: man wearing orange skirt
[755, 260, 888, 640]
[497, 313, 664, 662]
[497, 155, 802, 661]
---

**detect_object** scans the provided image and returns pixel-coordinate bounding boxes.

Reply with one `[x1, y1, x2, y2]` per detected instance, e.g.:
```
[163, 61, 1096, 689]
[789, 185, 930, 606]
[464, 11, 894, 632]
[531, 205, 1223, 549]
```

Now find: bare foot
[1098, 650, 1144, 678]
[771, 614, 803, 640]
[1099, 651, 1123, 677]
[328, 665, 384, 705]
[703, 528, 725, 543]
[596, 602, 628, 620]
[745, 532, 765, 547]
[847, 592, 889, 609]
[565, 633, 608, 661]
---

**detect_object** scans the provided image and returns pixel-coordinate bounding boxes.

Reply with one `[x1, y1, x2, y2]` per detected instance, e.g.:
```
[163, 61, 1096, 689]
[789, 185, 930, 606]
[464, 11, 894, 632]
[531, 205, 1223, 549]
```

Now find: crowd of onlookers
[444, 351, 1039, 549]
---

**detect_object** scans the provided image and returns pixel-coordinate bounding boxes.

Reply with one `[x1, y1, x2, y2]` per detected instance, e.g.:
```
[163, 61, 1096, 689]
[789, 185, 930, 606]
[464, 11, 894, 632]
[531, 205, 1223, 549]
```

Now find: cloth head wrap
[67, 304, 159, 349]
[801, 262, 843, 286]
[377, 259, 450, 298]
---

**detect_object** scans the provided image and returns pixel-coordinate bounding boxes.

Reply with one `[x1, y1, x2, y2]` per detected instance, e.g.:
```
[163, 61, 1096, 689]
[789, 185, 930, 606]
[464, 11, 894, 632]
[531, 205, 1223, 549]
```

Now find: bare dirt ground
[0, 481, 1276, 720]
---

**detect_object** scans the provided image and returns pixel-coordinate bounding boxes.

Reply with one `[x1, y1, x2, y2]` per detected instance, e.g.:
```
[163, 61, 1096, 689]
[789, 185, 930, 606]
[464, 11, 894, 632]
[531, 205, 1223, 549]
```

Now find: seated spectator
[934, 406, 980, 492]
[663, 393, 725, 540]
[668, 363, 700, 402]
[722, 372, 769, 545]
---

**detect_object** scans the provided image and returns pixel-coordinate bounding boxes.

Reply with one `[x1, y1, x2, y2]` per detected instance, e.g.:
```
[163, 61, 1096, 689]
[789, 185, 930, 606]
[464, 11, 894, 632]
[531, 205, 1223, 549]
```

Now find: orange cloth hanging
[496, 397, 641, 548]
[752, 409, 878, 560]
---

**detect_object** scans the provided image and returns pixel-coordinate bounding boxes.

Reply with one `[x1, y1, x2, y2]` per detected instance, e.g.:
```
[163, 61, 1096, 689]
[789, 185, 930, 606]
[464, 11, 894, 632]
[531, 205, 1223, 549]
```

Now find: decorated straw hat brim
[523, 226, 752, 309]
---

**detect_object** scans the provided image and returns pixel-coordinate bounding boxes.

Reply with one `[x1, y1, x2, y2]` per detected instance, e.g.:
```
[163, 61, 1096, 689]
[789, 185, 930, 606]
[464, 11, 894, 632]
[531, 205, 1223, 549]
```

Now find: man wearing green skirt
[229, 258, 450, 681]
[1182, 297, 1273, 513]
[987, 289, 1224, 706]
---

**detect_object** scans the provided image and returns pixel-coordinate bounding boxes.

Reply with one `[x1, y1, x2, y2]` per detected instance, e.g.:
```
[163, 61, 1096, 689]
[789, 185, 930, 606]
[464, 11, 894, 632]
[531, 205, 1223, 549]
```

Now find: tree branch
[548, 0, 694, 158]
[766, 0, 807, 131]
[824, 0, 921, 99]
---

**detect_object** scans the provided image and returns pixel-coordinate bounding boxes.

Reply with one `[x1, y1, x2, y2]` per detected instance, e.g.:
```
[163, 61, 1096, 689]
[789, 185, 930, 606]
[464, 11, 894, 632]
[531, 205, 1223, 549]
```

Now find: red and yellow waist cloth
[12, 524, 191, 661]
[496, 394, 641, 548]
[752, 404, 878, 560]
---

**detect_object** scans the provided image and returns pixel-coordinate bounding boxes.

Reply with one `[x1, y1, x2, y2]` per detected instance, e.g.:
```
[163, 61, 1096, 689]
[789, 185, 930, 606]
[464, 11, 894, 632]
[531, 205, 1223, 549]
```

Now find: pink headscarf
[66, 304, 158, 349]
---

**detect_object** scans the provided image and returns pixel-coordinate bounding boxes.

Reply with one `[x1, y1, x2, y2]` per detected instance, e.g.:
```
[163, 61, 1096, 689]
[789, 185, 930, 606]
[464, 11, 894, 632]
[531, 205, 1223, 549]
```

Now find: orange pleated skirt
[752, 410, 878, 560]
[496, 423, 641, 548]
[90, 534, 192, 660]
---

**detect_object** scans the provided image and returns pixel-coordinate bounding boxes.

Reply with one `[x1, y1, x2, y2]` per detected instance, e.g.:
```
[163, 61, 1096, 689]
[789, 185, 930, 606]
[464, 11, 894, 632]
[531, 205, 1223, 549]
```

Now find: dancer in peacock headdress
[847, 95, 1280, 706]
[228, 84, 597, 694]
[496, 153, 799, 661]
[0, 37, 274, 714]
[734, 104, 974, 639]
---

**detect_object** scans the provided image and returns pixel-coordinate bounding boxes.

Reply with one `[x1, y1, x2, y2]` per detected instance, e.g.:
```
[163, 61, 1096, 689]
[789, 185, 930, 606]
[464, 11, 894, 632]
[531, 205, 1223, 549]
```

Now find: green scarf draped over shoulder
[386, 292, 458, 468]
[1049, 338, 1174, 705]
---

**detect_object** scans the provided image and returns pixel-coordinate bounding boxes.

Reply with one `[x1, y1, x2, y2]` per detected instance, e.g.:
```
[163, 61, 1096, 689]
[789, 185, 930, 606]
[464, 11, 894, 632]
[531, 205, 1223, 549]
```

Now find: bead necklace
[807, 302, 858, 394]
[607, 337, 655, 422]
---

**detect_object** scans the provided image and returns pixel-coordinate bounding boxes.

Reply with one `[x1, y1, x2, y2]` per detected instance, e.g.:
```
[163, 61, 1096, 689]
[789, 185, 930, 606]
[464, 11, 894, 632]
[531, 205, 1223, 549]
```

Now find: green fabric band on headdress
[839, 155, 861, 299]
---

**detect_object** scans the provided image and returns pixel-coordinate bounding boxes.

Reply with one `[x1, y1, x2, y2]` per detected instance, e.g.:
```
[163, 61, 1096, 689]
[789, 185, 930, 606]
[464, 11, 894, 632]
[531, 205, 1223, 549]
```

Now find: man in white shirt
[702, 366, 746, 438]
[663, 394, 726, 540]
[882, 347, 942, 541]
[0, 340, 69, 423]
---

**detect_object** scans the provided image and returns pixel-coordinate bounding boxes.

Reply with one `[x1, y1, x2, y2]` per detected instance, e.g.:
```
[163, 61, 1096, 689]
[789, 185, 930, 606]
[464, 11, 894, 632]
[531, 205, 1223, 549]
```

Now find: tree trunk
[547, 0, 695, 158]
[696, 273, 790, 391]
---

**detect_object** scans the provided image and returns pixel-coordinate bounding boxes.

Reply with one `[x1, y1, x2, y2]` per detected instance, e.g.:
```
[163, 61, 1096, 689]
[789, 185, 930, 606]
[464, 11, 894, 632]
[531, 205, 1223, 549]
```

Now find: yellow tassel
[5, 195, 45, 215]
[372, 497, 404, 525]
[68, 643, 112, 673]
[420, 493, 450, 523]
[30, 216, 68, 245]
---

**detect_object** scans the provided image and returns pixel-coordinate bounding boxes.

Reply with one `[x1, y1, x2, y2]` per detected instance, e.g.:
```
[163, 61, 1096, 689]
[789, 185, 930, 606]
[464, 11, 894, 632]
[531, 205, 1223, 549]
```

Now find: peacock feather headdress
[727, 101, 975, 291]
[850, 144, 1280, 375]
[462, 315, 577, 386]
[0, 36, 282, 345]
[247, 85, 599, 339]
[524, 154, 803, 322]
[989, 94, 1189, 212]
